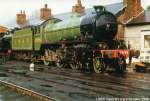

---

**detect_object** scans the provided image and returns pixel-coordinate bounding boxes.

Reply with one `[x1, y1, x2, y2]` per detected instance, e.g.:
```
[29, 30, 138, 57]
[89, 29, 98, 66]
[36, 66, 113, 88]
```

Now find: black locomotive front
[80, 6, 118, 41]
[0, 34, 12, 54]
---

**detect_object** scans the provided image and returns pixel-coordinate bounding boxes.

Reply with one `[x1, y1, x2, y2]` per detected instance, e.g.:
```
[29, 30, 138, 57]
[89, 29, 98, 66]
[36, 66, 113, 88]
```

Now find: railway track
[0, 80, 55, 101]
[5, 71, 124, 97]
[30, 69, 150, 96]
[0, 61, 150, 101]
[31, 72, 150, 96]
[37, 64, 150, 89]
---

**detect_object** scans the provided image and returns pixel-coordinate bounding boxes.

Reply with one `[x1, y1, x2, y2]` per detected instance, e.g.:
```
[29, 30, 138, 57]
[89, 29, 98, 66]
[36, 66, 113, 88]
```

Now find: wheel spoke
[70, 62, 81, 70]
[93, 58, 102, 73]
[56, 61, 65, 68]
[43, 49, 50, 66]
[93, 57, 106, 73]
[43, 59, 50, 66]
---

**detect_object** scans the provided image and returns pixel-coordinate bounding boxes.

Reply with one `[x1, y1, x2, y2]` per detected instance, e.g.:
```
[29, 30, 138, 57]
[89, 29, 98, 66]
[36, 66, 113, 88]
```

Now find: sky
[0, 0, 149, 27]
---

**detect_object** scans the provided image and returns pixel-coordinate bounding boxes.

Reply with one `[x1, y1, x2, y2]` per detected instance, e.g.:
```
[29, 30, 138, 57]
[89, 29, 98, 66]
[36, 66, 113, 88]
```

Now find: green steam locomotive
[11, 6, 129, 73]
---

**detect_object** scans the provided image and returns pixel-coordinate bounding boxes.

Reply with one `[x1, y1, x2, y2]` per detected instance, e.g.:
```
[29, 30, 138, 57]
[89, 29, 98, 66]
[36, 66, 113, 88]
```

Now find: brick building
[40, 4, 52, 20]
[14, 4, 52, 28]
[0, 26, 7, 37]
[8, 1, 123, 29]
[16, 10, 28, 27]
[116, 0, 143, 40]
[0, 26, 7, 33]
[72, 0, 85, 13]
[124, 2, 150, 63]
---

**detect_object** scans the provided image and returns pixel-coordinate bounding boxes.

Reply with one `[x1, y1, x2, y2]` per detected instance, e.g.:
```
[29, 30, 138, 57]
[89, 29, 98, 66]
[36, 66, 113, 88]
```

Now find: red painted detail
[7, 49, 12, 54]
[94, 49, 129, 58]
[0, 49, 12, 56]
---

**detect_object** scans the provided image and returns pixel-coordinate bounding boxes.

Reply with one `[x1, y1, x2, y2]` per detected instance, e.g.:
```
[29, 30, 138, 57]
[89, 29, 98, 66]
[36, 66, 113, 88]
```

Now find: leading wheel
[43, 49, 50, 66]
[43, 58, 50, 66]
[55, 50, 65, 68]
[70, 61, 81, 70]
[93, 57, 105, 73]
[56, 59, 65, 68]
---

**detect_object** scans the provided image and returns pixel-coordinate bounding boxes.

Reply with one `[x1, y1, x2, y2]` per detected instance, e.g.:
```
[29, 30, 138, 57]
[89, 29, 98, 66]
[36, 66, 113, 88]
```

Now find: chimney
[72, 0, 85, 13]
[117, 0, 143, 40]
[16, 10, 27, 26]
[123, 0, 143, 22]
[77, 0, 82, 6]
[40, 4, 52, 20]
[123, 0, 127, 6]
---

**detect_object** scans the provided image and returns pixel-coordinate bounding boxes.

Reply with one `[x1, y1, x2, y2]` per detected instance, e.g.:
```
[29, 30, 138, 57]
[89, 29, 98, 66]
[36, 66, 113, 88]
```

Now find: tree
[147, 6, 150, 11]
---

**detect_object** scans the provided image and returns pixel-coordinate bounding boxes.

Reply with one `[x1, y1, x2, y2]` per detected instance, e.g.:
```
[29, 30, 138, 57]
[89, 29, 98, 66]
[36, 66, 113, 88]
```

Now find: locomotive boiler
[11, 6, 129, 73]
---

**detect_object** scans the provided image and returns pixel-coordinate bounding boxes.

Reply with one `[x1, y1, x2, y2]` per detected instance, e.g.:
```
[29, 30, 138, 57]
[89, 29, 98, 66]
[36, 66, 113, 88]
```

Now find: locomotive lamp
[94, 6, 106, 13]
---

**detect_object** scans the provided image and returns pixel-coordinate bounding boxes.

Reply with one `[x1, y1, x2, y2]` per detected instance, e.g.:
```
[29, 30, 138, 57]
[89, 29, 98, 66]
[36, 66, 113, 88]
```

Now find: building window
[144, 35, 150, 48]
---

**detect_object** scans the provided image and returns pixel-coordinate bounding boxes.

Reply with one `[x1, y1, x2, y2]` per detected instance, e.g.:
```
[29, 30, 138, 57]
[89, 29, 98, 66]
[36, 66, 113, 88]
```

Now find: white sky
[0, 0, 149, 27]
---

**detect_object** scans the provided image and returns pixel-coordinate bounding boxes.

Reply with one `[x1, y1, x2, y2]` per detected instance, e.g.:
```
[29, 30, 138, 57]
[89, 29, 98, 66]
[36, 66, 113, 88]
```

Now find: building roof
[6, 2, 124, 29]
[30, 2, 124, 26]
[50, 2, 124, 21]
[126, 11, 150, 26]
[0, 26, 7, 33]
[105, 2, 125, 15]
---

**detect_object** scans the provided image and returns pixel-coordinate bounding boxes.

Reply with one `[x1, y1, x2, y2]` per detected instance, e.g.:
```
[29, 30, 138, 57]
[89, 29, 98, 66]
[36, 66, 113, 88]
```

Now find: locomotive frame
[1, 6, 129, 73]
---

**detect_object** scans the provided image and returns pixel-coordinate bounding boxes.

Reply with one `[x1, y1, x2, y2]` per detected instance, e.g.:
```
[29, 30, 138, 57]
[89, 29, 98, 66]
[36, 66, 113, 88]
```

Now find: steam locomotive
[0, 6, 129, 73]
